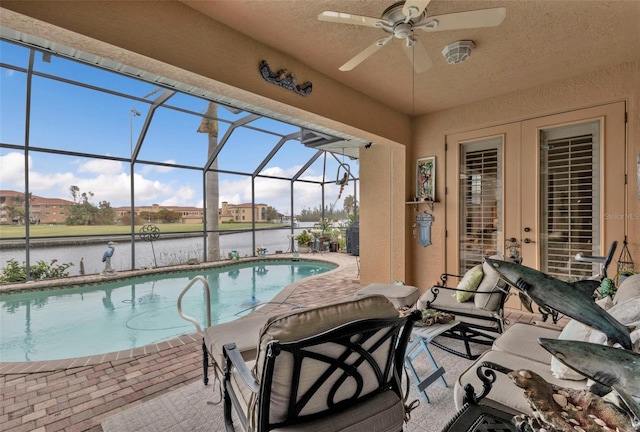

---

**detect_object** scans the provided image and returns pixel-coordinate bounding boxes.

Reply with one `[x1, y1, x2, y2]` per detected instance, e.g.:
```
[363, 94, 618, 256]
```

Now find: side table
[405, 320, 460, 402]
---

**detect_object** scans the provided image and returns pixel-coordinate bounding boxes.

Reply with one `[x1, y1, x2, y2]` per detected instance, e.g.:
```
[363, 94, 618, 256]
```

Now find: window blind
[541, 133, 597, 280]
[460, 146, 500, 273]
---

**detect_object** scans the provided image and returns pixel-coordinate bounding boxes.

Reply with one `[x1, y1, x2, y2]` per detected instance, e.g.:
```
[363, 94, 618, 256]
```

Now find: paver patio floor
[0, 253, 553, 432]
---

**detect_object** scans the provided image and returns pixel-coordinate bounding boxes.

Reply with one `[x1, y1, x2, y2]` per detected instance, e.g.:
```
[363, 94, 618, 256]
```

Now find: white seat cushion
[355, 283, 419, 308]
[454, 350, 587, 414]
[204, 314, 272, 367]
[227, 371, 405, 432]
[491, 323, 561, 365]
[417, 289, 502, 329]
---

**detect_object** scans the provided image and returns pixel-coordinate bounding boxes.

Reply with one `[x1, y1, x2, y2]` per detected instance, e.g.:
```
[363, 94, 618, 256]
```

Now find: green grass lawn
[0, 222, 287, 239]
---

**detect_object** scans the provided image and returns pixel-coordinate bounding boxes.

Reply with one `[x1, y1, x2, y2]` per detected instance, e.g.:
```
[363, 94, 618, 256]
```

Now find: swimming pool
[0, 259, 336, 362]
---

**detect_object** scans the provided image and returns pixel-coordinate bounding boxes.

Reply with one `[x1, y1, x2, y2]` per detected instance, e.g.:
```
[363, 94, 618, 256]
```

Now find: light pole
[130, 108, 141, 271]
[129, 108, 141, 157]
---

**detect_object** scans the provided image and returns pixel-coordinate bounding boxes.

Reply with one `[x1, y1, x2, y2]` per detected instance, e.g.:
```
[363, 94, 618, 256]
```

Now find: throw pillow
[587, 297, 640, 349]
[550, 297, 613, 380]
[455, 265, 484, 303]
[474, 261, 503, 310]
[550, 319, 592, 380]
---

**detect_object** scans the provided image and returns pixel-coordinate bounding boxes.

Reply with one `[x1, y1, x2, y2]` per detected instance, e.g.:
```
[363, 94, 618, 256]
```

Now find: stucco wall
[359, 142, 406, 284]
[409, 60, 640, 290]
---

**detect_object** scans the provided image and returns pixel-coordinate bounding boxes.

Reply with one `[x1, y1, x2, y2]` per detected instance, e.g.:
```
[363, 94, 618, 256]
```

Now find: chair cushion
[454, 350, 587, 415]
[270, 390, 404, 432]
[588, 296, 640, 351]
[417, 289, 502, 330]
[252, 295, 400, 425]
[491, 323, 561, 365]
[232, 368, 405, 432]
[204, 314, 272, 367]
[456, 265, 484, 302]
[474, 261, 504, 311]
[355, 283, 419, 308]
[613, 273, 640, 305]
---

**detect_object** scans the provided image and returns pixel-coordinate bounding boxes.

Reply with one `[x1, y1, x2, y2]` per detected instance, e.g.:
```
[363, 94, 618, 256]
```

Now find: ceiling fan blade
[403, 0, 431, 20]
[421, 7, 506, 31]
[339, 36, 392, 71]
[318, 11, 389, 28]
[402, 37, 433, 74]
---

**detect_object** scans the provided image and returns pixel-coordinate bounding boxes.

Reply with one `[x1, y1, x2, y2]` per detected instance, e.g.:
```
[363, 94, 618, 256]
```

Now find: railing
[176, 275, 211, 332]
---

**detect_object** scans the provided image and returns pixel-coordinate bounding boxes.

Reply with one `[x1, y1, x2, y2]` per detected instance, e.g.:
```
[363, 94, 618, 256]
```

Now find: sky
[0, 39, 358, 216]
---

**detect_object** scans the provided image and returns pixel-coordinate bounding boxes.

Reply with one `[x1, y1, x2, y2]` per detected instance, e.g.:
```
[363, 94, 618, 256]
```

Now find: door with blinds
[445, 123, 521, 275]
[539, 122, 600, 280]
[458, 138, 502, 272]
[446, 102, 626, 283]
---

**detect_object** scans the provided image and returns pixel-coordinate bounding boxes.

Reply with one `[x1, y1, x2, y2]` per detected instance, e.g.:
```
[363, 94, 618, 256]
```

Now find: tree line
[8, 186, 357, 226]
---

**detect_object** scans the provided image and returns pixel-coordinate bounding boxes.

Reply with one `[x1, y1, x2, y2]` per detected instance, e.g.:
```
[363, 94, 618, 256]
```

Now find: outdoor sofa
[453, 273, 640, 415]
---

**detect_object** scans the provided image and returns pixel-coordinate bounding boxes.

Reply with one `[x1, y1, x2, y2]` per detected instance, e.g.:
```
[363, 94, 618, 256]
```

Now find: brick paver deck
[0, 253, 554, 432]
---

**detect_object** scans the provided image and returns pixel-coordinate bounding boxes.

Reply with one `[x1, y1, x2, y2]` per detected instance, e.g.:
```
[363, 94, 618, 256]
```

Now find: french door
[446, 103, 626, 286]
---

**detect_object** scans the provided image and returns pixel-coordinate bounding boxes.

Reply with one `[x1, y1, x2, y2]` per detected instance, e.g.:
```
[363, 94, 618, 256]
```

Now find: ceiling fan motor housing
[381, 3, 426, 39]
[394, 23, 413, 39]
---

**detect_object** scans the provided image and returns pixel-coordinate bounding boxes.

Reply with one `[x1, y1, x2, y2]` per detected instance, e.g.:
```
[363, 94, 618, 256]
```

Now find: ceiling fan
[318, 0, 506, 73]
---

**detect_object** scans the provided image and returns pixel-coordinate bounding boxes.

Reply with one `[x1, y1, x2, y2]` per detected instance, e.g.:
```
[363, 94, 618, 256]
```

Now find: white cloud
[77, 159, 124, 175]
[140, 161, 177, 175]
[159, 185, 197, 206]
[29, 171, 76, 194]
[0, 152, 27, 187]
[1, 152, 354, 215]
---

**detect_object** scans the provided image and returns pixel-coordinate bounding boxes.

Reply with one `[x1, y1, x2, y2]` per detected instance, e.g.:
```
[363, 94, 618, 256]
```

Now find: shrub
[1, 258, 74, 283]
[295, 230, 314, 246]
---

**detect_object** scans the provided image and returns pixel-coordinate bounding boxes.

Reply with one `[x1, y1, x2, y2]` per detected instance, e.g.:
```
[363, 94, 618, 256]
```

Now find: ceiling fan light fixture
[441, 40, 475, 64]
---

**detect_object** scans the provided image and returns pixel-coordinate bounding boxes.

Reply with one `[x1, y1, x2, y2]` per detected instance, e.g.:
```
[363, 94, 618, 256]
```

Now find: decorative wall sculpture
[259, 60, 312, 96]
[416, 156, 436, 201]
[416, 212, 434, 247]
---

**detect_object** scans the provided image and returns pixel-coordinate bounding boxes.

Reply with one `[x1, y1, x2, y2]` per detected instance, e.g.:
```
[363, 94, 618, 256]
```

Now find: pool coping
[0, 253, 350, 374]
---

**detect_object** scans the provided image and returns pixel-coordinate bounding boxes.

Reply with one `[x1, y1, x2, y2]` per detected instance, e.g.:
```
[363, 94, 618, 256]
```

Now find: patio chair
[221, 295, 421, 432]
[416, 257, 511, 359]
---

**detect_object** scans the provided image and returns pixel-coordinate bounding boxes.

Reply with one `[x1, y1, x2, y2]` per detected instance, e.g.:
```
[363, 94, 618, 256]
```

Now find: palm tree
[343, 195, 355, 214]
[197, 103, 221, 261]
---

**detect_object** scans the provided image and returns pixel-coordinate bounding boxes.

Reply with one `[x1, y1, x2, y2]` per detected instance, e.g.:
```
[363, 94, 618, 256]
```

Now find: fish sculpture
[484, 258, 632, 350]
[538, 338, 640, 431]
[509, 368, 636, 432]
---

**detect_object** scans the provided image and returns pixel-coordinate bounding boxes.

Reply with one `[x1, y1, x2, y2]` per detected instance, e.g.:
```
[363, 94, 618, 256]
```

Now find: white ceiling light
[441, 40, 475, 64]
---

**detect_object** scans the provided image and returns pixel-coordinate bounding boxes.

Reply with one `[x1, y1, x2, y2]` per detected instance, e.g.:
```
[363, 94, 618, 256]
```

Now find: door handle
[524, 238, 535, 244]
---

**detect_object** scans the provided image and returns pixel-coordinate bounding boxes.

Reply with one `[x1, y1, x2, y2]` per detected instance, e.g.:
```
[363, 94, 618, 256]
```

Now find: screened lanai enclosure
[0, 32, 367, 280]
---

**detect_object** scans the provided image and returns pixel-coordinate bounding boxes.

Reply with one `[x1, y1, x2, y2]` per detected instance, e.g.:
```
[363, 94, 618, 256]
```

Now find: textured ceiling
[181, 0, 640, 116]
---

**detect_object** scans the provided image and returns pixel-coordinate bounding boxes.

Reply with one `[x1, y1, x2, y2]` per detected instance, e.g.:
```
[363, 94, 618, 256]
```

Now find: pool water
[0, 260, 335, 362]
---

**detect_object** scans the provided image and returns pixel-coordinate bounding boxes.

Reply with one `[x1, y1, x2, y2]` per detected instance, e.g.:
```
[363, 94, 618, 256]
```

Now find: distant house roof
[0, 190, 74, 206]
[31, 197, 74, 206]
[227, 203, 267, 208]
[0, 190, 23, 197]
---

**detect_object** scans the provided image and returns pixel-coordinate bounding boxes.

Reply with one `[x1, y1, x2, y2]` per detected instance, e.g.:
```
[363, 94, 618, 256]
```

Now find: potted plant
[329, 228, 342, 252]
[617, 268, 636, 283]
[295, 230, 314, 253]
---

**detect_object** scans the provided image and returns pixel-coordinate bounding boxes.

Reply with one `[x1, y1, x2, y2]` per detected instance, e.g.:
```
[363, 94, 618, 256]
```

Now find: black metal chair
[442, 361, 517, 432]
[416, 259, 512, 359]
[221, 295, 421, 432]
